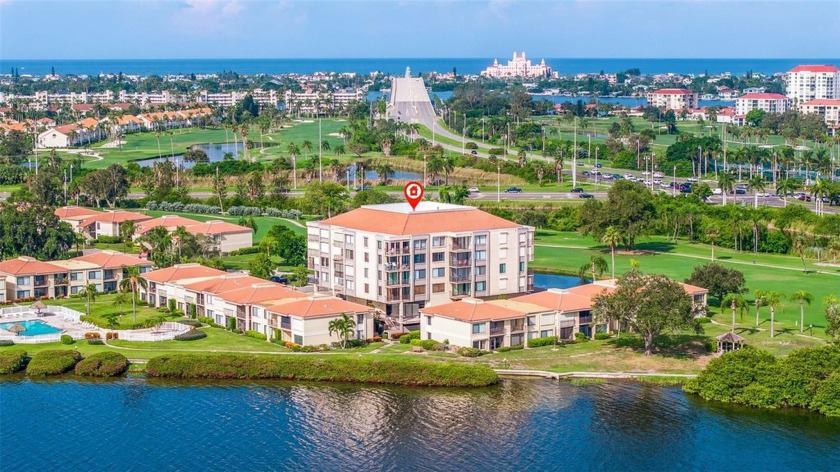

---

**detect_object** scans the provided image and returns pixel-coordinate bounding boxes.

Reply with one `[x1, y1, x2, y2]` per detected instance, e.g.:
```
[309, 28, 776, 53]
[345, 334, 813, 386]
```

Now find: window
[500, 233, 508, 244]
[432, 283, 445, 293]
[414, 254, 426, 264]
[70, 272, 82, 282]
[475, 250, 486, 261]
[414, 269, 426, 280]
[432, 252, 445, 262]
[414, 285, 426, 296]
[472, 323, 486, 334]
[346, 280, 355, 290]
[15, 276, 30, 285]
[364, 253, 369, 262]
[475, 235, 486, 245]
[499, 263, 506, 274]
[294, 334, 303, 345]
[88, 271, 100, 280]
[364, 268, 369, 278]
[413, 239, 427, 250]
[363, 237, 369, 247]
[519, 261, 525, 272]
[70, 286, 81, 295]
[432, 268, 445, 278]
[320, 257, 329, 267]
[377, 270, 382, 281]
[364, 283, 369, 294]
[475, 266, 486, 276]
[473, 340, 487, 350]
[475, 281, 486, 292]
[541, 329, 554, 338]
[16, 290, 30, 299]
[345, 234, 354, 244]
[377, 241, 382, 249]
[432, 236, 445, 247]
[541, 313, 554, 325]
[426, 315, 432, 325]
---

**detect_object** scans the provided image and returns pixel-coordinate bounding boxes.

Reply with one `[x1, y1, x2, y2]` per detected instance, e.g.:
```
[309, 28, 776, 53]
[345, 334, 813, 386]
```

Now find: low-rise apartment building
[75, 210, 152, 239]
[135, 215, 253, 253]
[54, 206, 102, 232]
[420, 280, 708, 350]
[735, 93, 790, 116]
[284, 89, 364, 115]
[647, 88, 699, 110]
[800, 99, 840, 125]
[306, 202, 535, 329]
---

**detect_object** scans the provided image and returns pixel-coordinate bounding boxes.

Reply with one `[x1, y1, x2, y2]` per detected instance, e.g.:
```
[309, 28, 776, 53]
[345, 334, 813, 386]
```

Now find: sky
[1, 0, 838, 59]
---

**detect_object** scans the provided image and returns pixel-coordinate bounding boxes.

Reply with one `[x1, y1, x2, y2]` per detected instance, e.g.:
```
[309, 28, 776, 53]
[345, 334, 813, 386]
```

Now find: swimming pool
[0, 320, 62, 336]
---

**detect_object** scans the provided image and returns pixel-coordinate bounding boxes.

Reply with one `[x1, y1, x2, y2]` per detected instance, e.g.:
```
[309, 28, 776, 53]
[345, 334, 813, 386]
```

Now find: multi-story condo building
[306, 202, 535, 329]
[117, 90, 177, 105]
[420, 281, 708, 350]
[284, 89, 364, 115]
[800, 99, 840, 126]
[785, 64, 840, 105]
[33, 90, 115, 105]
[481, 52, 553, 79]
[0, 251, 152, 302]
[735, 93, 791, 116]
[647, 88, 699, 110]
[197, 89, 278, 107]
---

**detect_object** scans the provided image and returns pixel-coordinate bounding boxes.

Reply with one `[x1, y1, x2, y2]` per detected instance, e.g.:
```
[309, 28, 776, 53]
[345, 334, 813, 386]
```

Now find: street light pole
[497, 165, 500, 202]
[673, 165, 677, 196]
[572, 117, 577, 188]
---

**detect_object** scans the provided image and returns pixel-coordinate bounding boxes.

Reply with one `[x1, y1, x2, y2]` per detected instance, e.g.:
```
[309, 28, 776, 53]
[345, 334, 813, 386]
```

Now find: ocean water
[2, 58, 838, 77]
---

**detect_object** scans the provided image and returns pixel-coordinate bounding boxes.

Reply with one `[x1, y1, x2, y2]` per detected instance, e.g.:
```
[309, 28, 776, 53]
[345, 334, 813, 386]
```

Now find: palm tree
[748, 174, 766, 209]
[119, 266, 148, 323]
[120, 220, 136, 252]
[82, 282, 98, 316]
[811, 178, 832, 216]
[753, 289, 766, 327]
[327, 313, 356, 349]
[707, 226, 720, 262]
[722, 293, 748, 332]
[302, 140, 313, 160]
[775, 179, 798, 207]
[155, 130, 163, 158]
[579, 256, 608, 281]
[717, 172, 735, 205]
[790, 290, 814, 334]
[376, 161, 394, 185]
[601, 226, 621, 279]
[764, 291, 785, 337]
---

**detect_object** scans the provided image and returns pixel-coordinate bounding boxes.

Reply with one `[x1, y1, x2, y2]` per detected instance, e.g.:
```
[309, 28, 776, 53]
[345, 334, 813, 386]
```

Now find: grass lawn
[532, 230, 840, 337]
[46, 293, 180, 329]
[91, 128, 230, 169]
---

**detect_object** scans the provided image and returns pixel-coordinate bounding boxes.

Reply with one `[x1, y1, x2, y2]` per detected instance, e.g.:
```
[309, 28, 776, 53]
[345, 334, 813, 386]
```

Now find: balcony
[449, 274, 471, 283]
[452, 243, 470, 251]
[449, 257, 471, 268]
[280, 321, 291, 330]
[384, 262, 409, 272]
[511, 323, 525, 333]
[490, 326, 505, 336]
[54, 277, 69, 286]
[579, 315, 593, 324]
[333, 254, 344, 262]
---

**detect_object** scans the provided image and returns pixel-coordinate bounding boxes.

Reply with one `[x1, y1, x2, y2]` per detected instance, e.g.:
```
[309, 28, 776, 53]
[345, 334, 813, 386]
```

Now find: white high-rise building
[647, 88, 699, 110]
[735, 93, 791, 116]
[784, 65, 840, 106]
[481, 52, 552, 79]
[306, 202, 535, 329]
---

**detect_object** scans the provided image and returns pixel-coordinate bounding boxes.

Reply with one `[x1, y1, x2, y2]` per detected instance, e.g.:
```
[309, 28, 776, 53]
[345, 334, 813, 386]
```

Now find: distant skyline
[1, 0, 839, 60]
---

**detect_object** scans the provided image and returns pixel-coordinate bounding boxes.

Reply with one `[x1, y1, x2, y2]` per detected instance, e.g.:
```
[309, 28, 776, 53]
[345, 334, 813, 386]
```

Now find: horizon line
[3, 56, 840, 62]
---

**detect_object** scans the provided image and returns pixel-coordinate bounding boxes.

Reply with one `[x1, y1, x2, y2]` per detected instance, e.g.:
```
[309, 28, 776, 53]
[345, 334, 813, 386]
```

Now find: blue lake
[1, 377, 838, 471]
[134, 142, 244, 168]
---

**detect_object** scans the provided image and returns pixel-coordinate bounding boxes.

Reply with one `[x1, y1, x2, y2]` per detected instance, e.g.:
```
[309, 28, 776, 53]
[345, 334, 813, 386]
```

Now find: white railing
[117, 322, 190, 342]
[0, 333, 64, 344]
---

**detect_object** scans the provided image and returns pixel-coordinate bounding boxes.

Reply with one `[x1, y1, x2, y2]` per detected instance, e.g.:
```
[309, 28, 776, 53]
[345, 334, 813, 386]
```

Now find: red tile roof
[218, 282, 302, 305]
[651, 88, 693, 95]
[71, 251, 152, 269]
[789, 65, 839, 73]
[186, 220, 252, 235]
[801, 99, 840, 106]
[0, 257, 66, 276]
[183, 274, 266, 293]
[71, 104, 95, 111]
[78, 210, 151, 228]
[738, 93, 788, 100]
[142, 264, 226, 284]
[135, 215, 201, 235]
[54, 206, 101, 220]
[319, 203, 522, 235]
[263, 295, 371, 319]
[419, 298, 548, 322]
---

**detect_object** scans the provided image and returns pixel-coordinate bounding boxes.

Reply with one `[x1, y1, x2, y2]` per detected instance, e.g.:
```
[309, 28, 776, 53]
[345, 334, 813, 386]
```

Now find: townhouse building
[735, 93, 791, 116]
[135, 215, 253, 253]
[306, 202, 535, 329]
[647, 88, 699, 110]
[70, 210, 151, 239]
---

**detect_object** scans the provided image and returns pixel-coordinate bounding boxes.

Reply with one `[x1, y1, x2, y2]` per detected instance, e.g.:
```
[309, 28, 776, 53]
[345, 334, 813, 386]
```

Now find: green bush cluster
[399, 334, 411, 344]
[685, 346, 840, 417]
[177, 319, 203, 328]
[496, 345, 524, 353]
[95, 236, 123, 244]
[197, 316, 223, 328]
[0, 350, 27, 374]
[696, 316, 712, 324]
[409, 330, 421, 340]
[228, 246, 261, 256]
[74, 352, 129, 377]
[527, 336, 558, 348]
[457, 347, 488, 357]
[244, 330, 267, 341]
[594, 332, 612, 340]
[145, 353, 498, 387]
[60, 334, 74, 345]
[174, 330, 208, 341]
[87, 339, 104, 345]
[410, 339, 442, 350]
[26, 350, 83, 376]
[0, 339, 15, 347]
[575, 332, 590, 342]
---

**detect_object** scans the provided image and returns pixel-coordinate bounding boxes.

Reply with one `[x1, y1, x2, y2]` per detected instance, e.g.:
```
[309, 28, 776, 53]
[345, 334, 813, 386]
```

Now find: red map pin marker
[403, 181, 424, 210]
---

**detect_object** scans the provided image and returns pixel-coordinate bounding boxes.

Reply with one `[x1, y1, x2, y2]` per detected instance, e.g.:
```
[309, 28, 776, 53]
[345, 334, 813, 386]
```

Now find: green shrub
[409, 330, 421, 340]
[178, 319, 203, 328]
[511, 344, 524, 350]
[0, 339, 14, 347]
[696, 316, 712, 324]
[244, 330, 267, 341]
[704, 338, 718, 353]
[410, 339, 422, 346]
[457, 347, 483, 357]
[497, 346, 512, 352]
[594, 332, 611, 340]
[527, 336, 557, 348]
[60, 334, 74, 345]
[26, 350, 83, 376]
[174, 330, 208, 341]
[228, 246, 261, 256]
[167, 299, 176, 312]
[75, 352, 129, 377]
[197, 316, 223, 328]
[419, 340, 440, 350]
[187, 304, 197, 319]
[96, 235, 122, 244]
[684, 346, 778, 403]
[0, 350, 27, 374]
[811, 372, 840, 417]
[575, 332, 590, 342]
[87, 339, 104, 345]
[766, 346, 840, 408]
[226, 317, 237, 331]
[399, 334, 411, 344]
[145, 353, 498, 387]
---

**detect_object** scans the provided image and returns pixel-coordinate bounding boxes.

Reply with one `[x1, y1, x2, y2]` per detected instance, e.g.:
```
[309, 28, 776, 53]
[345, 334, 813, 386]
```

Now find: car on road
[687, 177, 699, 183]
[712, 188, 722, 195]
[353, 185, 373, 191]
[624, 173, 634, 179]
[505, 187, 523, 193]
[755, 191, 770, 197]
[269, 275, 288, 284]
[470, 150, 478, 155]
[733, 188, 747, 195]
[570, 187, 584, 193]
[582, 171, 591, 177]
[612, 174, 623, 180]
[579, 193, 595, 199]
[468, 187, 480, 193]
[652, 172, 664, 178]
[652, 179, 662, 185]
[641, 171, 651, 176]
[796, 193, 812, 202]
[595, 163, 603, 168]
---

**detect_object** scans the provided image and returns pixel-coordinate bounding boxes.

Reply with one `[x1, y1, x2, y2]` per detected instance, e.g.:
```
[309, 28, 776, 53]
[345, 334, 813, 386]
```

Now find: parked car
[579, 193, 595, 199]
[582, 171, 591, 177]
[595, 163, 603, 169]
[623, 173, 634, 179]
[712, 188, 722, 195]
[734, 188, 746, 195]
[796, 193, 812, 202]
[687, 177, 699, 183]
[354, 185, 373, 191]
[269, 275, 288, 284]
[612, 174, 623, 180]
[468, 187, 480, 193]
[652, 171, 664, 178]
[505, 187, 523, 193]
[470, 150, 478, 155]
[571, 187, 584, 193]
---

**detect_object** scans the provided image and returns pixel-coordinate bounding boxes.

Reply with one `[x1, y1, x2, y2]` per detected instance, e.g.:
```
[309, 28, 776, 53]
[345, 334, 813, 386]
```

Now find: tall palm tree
[579, 256, 608, 281]
[722, 293, 748, 332]
[775, 179, 798, 207]
[811, 179, 832, 216]
[753, 289, 767, 327]
[717, 172, 735, 205]
[119, 266, 147, 323]
[327, 313, 356, 349]
[82, 282, 98, 316]
[748, 174, 766, 209]
[707, 226, 720, 262]
[376, 161, 394, 185]
[790, 290, 814, 334]
[764, 291, 785, 337]
[601, 226, 621, 279]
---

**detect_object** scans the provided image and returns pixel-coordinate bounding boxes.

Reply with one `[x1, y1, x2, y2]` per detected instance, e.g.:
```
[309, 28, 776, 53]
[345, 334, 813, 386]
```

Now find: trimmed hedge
[60, 334, 74, 345]
[146, 353, 499, 387]
[177, 319, 203, 328]
[174, 330, 208, 341]
[245, 330, 267, 341]
[410, 339, 442, 350]
[75, 352, 129, 377]
[26, 350, 83, 376]
[527, 336, 557, 348]
[87, 339, 104, 345]
[0, 339, 14, 347]
[0, 350, 27, 374]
